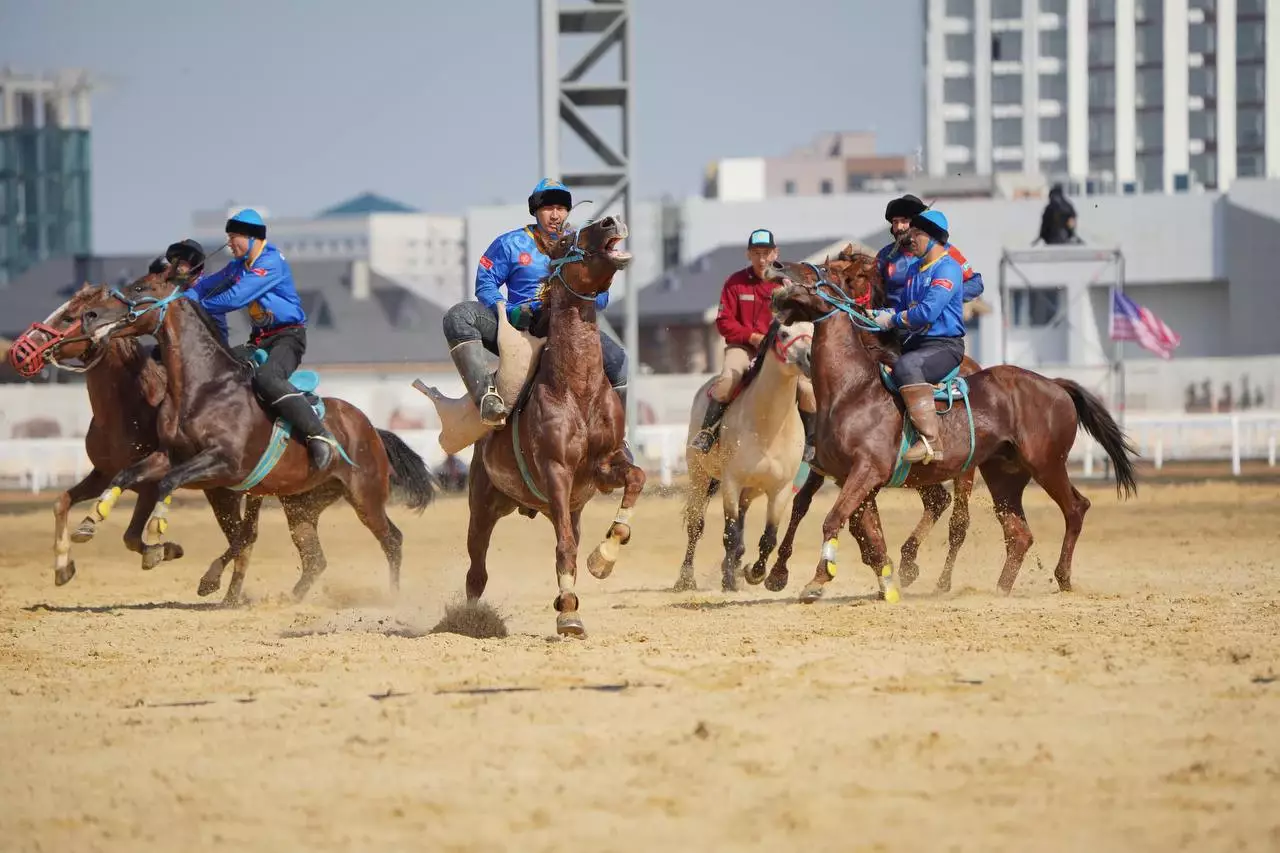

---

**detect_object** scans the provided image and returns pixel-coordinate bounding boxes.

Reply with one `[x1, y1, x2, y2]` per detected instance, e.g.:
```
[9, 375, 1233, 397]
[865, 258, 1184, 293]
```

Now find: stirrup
[479, 388, 508, 426]
[909, 436, 938, 465]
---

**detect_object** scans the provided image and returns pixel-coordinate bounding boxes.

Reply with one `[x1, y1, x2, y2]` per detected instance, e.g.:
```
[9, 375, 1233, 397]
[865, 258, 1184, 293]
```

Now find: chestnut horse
[9, 287, 254, 592]
[760, 247, 983, 594]
[68, 273, 435, 601]
[769, 247, 1137, 602]
[462, 216, 644, 637]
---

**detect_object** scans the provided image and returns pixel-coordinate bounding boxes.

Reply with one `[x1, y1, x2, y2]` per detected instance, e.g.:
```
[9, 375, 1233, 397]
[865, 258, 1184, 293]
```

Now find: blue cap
[911, 209, 949, 244]
[225, 208, 266, 240]
[528, 179, 572, 215]
[747, 228, 776, 248]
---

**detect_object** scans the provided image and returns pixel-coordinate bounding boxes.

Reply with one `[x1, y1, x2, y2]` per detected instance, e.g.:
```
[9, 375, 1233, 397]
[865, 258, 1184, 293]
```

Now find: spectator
[1037, 183, 1080, 245]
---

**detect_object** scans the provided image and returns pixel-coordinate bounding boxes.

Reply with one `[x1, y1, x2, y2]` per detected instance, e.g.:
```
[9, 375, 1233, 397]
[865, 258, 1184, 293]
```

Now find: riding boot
[690, 397, 728, 454]
[900, 384, 943, 464]
[799, 410, 816, 463]
[273, 392, 338, 471]
[451, 341, 508, 426]
[614, 385, 635, 464]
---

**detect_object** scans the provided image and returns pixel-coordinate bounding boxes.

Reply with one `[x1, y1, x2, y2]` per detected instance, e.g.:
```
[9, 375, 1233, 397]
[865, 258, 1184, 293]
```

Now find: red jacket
[715, 267, 776, 349]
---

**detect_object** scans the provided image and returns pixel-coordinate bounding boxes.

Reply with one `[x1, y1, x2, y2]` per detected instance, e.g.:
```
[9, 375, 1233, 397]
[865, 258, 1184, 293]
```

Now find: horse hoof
[140, 545, 164, 570]
[586, 546, 616, 580]
[764, 571, 788, 592]
[54, 561, 76, 586]
[899, 563, 920, 588]
[798, 582, 825, 603]
[556, 613, 586, 637]
[672, 575, 697, 592]
[70, 521, 96, 544]
[162, 543, 185, 562]
[221, 592, 246, 608]
[197, 575, 221, 597]
[935, 580, 952, 594]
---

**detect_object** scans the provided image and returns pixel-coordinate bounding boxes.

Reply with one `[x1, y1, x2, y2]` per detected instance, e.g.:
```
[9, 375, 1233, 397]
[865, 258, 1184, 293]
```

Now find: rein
[799, 262, 883, 333]
[544, 220, 613, 302]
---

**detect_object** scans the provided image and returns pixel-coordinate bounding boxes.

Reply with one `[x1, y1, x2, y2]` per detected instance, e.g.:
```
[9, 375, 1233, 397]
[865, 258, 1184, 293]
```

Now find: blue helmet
[225, 208, 266, 240]
[528, 178, 572, 216]
[911, 208, 949, 244]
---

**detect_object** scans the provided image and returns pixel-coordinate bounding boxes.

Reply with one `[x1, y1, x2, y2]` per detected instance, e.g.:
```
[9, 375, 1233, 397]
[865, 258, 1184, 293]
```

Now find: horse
[675, 318, 814, 592]
[761, 249, 983, 594]
[68, 273, 436, 602]
[423, 216, 643, 637]
[768, 247, 1138, 602]
[8, 285, 256, 593]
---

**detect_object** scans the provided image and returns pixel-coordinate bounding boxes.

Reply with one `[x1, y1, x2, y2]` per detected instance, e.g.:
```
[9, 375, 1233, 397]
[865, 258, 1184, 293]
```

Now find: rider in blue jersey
[876, 194, 985, 306]
[442, 179, 628, 426]
[872, 208, 966, 465]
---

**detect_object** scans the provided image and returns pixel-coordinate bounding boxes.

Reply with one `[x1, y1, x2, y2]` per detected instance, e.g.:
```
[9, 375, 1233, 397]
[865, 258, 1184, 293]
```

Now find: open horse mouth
[603, 233, 632, 267]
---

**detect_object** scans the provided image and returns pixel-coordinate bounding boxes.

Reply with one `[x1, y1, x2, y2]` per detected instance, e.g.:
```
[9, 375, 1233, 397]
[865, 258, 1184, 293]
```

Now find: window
[946, 120, 975, 147]
[1135, 24, 1162, 63]
[1088, 69, 1115, 107]
[946, 33, 974, 63]
[1188, 23, 1215, 55]
[1237, 0, 1264, 13]
[1039, 116, 1067, 145]
[1088, 26, 1115, 65]
[820, 179, 833, 195]
[992, 0, 1022, 18]
[1040, 0, 1067, 14]
[1136, 0, 1163, 20]
[944, 76, 975, 104]
[1136, 67, 1163, 107]
[1089, 0, 1115, 23]
[1189, 65, 1216, 98]
[1039, 29, 1066, 60]
[994, 117, 1022, 146]
[1009, 288, 1063, 327]
[784, 180, 796, 195]
[1237, 21, 1265, 60]
[1040, 72, 1067, 102]
[1138, 154, 1164, 191]
[996, 158, 1025, 173]
[992, 31, 1022, 61]
[1237, 64, 1264, 104]
[1237, 108, 1264, 147]
[1189, 109, 1216, 141]
[1238, 153, 1263, 178]
[1137, 111, 1163, 150]
[992, 73, 1023, 105]
[1190, 152, 1217, 188]
[946, 0, 974, 15]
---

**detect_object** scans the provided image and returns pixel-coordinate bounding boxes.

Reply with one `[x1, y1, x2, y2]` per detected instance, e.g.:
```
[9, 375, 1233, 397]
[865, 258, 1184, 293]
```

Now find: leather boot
[451, 340, 507, 425]
[690, 397, 728, 454]
[900, 384, 943, 464]
[799, 409, 816, 463]
[274, 393, 337, 471]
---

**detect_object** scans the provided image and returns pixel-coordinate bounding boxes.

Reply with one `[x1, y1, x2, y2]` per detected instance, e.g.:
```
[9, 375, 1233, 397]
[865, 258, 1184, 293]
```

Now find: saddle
[249, 348, 324, 417]
[418, 307, 546, 454]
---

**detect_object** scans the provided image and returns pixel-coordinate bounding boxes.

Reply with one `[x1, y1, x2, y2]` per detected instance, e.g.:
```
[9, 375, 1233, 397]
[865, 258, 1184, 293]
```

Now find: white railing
[0, 413, 1276, 493]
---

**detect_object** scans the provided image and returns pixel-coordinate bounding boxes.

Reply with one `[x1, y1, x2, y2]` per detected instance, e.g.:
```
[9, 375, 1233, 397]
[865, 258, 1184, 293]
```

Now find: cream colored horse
[675, 320, 814, 591]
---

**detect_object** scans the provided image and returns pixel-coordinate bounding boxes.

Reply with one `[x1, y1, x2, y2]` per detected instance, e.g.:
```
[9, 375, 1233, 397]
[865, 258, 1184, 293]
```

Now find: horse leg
[544, 461, 586, 637]
[745, 483, 792, 586]
[126, 483, 170, 570]
[465, 460, 515, 601]
[979, 462, 1035, 594]
[766, 468, 823, 592]
[280, 490, 329, 601]
[799, 459, 881, 604]
[197, 488, 248, 597]
[221, 495, 266, 606]
[1024, 460, 1091, 593]
[847, 492, 900, 602]
[141, 450, 236, 572]
[900, 484, 951, 588]
[674, 465, 714, 591]
[51, 468, 112, 586]
[717, 478, 746, 592]
[341, 473, 405, 598]
[936, 470, 975, 594]
[75, 451, 171, 543]
[586, 450, 646, 581]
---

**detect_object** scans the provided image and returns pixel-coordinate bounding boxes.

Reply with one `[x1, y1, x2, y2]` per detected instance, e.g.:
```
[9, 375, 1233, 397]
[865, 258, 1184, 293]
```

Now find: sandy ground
[1, 479, 1279, 852]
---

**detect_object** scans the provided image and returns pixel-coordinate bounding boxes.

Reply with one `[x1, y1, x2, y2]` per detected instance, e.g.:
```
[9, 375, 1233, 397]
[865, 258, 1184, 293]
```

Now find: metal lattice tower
[538, 0, 637, 432]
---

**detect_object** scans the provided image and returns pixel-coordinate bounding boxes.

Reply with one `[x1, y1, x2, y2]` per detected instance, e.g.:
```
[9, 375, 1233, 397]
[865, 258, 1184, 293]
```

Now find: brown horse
[460, 216, 644, 637]
[759, 248, 982, 594]
[768, 247, 1137, 602]
[8, 287, 255, 592]
[67, 273, 436, 602]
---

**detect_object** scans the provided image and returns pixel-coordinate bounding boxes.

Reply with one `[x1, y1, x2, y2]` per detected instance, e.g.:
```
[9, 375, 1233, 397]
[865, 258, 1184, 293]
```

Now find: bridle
[544, 219, 621, 302]
[788, 260, 884, 333]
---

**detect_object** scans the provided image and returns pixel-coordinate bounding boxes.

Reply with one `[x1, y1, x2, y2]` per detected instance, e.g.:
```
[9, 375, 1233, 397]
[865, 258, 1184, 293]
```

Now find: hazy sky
[2, 0, 922, 253]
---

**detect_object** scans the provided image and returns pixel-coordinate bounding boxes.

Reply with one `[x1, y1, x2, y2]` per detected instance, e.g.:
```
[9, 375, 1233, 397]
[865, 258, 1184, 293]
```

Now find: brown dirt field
[1, 481, 1278, 852]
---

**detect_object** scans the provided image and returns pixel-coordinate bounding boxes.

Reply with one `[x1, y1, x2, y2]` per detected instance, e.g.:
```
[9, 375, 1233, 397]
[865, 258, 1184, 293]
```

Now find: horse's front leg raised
[53, 468, 112, 586]
[139, 449, 237, 572]
[544, 460, 586, 637]
[587, 449, 646, 581]
[800, 458, 889, 604]
[75, 452, 171, 543]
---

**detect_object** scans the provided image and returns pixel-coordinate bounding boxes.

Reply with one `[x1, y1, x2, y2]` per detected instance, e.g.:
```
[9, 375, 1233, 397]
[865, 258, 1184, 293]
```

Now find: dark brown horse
[768, 246, 1137, 602]
[463, 216, 644, 636]
[759, 248, 982, 594]
[67, 273, 436, 601]
[8, 287, 255, 591]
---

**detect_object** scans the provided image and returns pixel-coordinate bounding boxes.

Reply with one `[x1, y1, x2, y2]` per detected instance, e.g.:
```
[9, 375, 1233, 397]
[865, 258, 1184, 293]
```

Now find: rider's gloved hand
[873, 310, 897, 331]
[507, 302, 536, 330]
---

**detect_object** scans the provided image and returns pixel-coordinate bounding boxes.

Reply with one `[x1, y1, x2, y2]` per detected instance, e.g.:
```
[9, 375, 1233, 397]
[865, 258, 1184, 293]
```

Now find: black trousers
[250, 327, 326, 438]
[895, 336, 965, 386]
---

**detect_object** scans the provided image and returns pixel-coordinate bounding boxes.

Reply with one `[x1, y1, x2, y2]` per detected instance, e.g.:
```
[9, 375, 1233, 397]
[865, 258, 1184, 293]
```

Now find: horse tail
[376, 429, 437, 513]
[1053, 379, 1138, 498]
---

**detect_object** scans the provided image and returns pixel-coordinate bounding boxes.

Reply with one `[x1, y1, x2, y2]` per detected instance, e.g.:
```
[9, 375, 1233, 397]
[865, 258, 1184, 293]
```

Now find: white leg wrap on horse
[821, 538, 839, 563]
[612, 508, 633, 527]
[557, 572, 574, 594]
[143, 499, 170, 547]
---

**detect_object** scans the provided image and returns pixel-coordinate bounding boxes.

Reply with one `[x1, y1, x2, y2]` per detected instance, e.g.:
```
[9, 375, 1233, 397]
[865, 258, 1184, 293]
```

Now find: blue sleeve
[474, 236, 512, 308]
[963, 271, 984, 301]
[595, 291, 609, 311]
[199, 257, 284, 315]
[187, 261, 235, 301]
[902, 266, 963, 329]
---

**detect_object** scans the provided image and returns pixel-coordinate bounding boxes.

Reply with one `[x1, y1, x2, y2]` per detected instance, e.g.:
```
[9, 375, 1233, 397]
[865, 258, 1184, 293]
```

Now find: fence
[1, 412, 1277, 493]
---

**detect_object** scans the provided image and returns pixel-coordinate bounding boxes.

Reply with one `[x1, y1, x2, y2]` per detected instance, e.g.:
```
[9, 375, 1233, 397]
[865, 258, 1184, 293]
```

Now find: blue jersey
[474, 226, 608, 313]
[876, 242, 984, 304]
[889, 252, 965, 338]
[186, 243, 306, 342]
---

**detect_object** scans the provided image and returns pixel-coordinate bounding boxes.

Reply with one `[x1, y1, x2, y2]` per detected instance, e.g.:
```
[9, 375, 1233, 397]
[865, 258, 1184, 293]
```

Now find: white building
[924, 0, 1279, 192]
[190, 193, 466, 309]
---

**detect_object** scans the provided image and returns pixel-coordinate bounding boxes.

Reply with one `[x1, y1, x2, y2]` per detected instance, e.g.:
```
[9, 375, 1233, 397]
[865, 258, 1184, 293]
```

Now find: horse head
[77, 267, 182, 345]
[770, 319, 815, 378]
[8, 282, 126, 377]
[541, 215, 631, 304]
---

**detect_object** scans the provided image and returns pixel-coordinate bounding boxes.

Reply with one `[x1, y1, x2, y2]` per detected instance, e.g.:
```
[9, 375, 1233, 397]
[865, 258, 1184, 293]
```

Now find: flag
[1109, 290, 1181, 360]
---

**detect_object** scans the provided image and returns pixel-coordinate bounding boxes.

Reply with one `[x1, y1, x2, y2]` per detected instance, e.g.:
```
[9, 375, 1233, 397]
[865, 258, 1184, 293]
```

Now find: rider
[873, 208, 965, 465]
[689, 228, 818, 461]
[183, 208, 340, 471]
[876, 194, 984, 306]
[442, 178, 629, 427]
